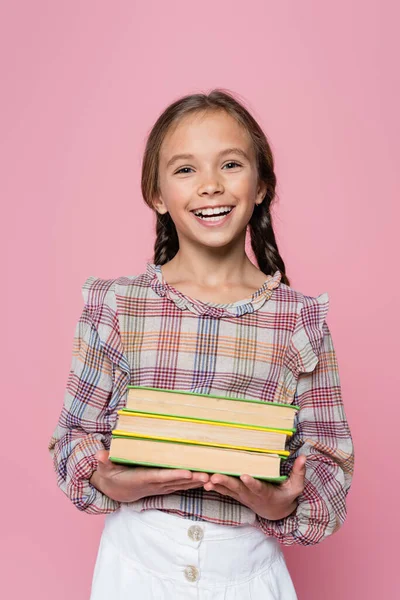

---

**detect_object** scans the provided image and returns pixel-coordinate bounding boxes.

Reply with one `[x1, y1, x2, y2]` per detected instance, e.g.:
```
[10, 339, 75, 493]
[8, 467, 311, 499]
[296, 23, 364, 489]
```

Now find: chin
[192, 235, 244, 249]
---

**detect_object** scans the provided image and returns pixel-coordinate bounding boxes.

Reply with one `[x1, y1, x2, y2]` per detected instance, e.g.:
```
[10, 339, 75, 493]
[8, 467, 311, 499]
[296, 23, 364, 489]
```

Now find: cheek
[227, 173, 257, 198]
[159, 177, 191, 211]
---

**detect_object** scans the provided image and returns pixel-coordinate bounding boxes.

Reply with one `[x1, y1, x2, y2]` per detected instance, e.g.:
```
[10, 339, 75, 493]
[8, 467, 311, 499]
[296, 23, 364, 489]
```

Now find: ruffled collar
[146, 262, 282, 318]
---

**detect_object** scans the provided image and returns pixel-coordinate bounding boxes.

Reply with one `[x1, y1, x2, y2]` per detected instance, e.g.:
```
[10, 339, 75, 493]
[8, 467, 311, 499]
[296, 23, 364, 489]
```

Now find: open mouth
[191, 206, 234, 221]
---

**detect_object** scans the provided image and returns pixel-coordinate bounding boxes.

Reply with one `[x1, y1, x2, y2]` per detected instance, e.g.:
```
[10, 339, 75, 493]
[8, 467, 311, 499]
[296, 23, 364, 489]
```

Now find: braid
[153, 212, 179, 266]
[249, 202, 290, 287]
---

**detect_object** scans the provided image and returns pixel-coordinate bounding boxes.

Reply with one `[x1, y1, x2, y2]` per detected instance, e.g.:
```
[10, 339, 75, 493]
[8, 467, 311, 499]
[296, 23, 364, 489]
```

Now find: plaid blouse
[48, 262, 354, 546]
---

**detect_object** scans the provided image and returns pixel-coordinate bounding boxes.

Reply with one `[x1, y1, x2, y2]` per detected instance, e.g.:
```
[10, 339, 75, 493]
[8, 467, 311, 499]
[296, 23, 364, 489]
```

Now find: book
[124, 385, 299, 431]
[109, 436, 288, 481]
[112, 410, 293, 456]
[109, 386, 299, 481]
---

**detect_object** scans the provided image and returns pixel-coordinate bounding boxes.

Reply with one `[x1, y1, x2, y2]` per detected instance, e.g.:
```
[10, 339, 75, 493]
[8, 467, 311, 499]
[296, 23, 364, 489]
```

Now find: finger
[95, 449, 110, 462]
[147, 468, 210, 484]
[163, 482, 205, 494]
[144, 468, 194, 484]
[190, 472, 210, 483]
[162, 479, 202, 487]
[181, 482, 207, 489]
[239, 474, 264, 495]
[289, 456, 306, 494]
[95, 450, 114, 472]
[153, 480, 205, 495]
[144, 479, 200, 497]
[160, 476, 209, 491]
[209, 474, 242, 493]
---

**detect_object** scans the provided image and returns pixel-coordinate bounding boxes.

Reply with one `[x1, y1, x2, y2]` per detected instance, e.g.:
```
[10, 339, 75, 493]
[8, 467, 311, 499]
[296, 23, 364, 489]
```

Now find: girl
[49, 89, 354, 599]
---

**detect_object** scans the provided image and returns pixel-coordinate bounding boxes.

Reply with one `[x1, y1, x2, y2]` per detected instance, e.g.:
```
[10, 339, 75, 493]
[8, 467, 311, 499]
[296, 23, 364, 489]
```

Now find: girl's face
[154, 110, 266, 251]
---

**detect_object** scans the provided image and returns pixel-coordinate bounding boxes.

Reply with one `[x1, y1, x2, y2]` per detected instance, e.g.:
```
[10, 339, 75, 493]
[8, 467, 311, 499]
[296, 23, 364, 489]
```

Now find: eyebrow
[166, 147, 251, 169]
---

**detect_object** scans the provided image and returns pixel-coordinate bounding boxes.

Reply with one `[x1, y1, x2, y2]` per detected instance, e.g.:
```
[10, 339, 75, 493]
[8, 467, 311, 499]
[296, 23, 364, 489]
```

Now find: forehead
[160, 110, 253, 160]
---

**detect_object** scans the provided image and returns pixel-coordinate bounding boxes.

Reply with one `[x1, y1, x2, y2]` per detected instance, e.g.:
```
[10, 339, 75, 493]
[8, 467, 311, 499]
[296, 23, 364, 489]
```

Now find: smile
[192, 205, 234, 219]
[190, 205, 235, 227]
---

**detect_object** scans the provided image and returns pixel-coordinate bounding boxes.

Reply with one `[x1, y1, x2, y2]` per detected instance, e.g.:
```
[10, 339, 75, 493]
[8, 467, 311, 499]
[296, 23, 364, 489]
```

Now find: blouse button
[184, 565, 199, 582]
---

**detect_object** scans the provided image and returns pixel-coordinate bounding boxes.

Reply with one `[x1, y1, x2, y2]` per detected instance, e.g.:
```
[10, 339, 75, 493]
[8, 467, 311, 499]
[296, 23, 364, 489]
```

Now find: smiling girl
[49, 89, 354, 599]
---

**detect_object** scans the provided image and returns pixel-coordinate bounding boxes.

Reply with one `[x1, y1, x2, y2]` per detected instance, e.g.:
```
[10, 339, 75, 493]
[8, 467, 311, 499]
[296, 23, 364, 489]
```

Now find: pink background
[2, 1, 398, 598]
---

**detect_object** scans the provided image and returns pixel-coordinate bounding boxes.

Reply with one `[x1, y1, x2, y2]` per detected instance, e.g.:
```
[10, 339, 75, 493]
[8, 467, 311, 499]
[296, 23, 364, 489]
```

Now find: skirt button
[184, 565, 199, 582]
[188, 525, 204, 542]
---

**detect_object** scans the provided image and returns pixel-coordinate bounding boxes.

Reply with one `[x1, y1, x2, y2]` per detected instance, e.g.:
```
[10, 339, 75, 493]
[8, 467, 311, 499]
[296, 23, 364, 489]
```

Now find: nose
[197, 175, 224, 196]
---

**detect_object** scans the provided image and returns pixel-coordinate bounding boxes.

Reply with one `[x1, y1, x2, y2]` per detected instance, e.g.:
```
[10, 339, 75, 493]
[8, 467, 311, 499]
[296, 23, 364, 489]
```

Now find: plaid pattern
[48, 262, 354, 546]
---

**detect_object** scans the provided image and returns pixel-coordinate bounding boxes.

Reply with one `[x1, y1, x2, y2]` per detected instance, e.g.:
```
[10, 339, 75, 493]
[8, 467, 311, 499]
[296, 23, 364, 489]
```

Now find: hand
[203, 455, 306, 520]
[90, 450, 210, 503]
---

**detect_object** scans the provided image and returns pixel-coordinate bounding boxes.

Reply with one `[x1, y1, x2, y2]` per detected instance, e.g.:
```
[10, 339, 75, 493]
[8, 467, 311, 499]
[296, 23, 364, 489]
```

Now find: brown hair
[141, 88, 290, 286]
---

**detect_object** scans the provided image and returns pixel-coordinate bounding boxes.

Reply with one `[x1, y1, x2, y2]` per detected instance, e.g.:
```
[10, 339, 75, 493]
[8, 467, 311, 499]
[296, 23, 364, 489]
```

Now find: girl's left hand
[203, 455, 306, 520]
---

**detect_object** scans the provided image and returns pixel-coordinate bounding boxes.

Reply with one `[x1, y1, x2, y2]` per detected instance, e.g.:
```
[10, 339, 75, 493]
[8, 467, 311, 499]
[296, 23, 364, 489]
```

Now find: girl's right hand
[90, 450, 210, 503]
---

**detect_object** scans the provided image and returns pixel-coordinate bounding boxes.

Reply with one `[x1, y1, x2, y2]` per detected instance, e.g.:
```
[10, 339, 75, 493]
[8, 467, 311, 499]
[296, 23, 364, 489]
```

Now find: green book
[109, 435, 288, 482]
[124, 385, 299, 431]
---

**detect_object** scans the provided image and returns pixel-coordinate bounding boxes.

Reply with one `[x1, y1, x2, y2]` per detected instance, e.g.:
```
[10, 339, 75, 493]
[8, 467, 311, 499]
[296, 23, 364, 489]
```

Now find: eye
[174, 166, 194, 174]
[223, 161, 242, 169]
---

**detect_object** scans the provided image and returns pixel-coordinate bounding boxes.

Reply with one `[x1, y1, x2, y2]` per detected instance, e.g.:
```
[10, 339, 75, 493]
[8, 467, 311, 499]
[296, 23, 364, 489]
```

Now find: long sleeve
[48, 277, 130, 514]
[256, 296, 354, 546]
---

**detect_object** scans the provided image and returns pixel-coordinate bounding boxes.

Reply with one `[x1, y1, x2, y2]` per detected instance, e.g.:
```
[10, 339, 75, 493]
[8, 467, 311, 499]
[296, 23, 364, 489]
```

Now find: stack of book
[109, 386, 299, 482]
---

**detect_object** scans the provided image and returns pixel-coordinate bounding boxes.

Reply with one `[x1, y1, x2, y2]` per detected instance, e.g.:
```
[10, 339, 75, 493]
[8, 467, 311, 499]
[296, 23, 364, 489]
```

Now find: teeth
[194, 206, 233, 217]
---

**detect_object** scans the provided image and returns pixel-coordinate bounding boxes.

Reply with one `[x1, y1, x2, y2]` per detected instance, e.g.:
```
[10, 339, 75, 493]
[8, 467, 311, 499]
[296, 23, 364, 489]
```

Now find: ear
[255, 181, 267, 205]
[152, 194, 168, 215]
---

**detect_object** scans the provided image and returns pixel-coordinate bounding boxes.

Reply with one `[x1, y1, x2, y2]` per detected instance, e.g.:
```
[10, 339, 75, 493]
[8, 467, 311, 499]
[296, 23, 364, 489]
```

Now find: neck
[161, 236, 259, 288]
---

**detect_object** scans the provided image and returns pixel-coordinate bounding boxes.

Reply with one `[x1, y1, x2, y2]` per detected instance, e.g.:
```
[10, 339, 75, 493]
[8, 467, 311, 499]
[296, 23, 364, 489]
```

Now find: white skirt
[90, 504, 298, 599]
